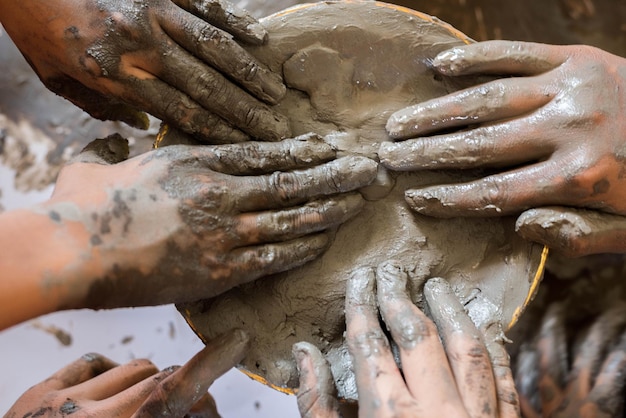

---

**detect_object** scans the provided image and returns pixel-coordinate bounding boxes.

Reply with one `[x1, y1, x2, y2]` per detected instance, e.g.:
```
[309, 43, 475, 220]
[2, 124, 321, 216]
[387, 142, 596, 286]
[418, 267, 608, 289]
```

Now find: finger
[432, 41, 566, 77]
[535, 303, 568, 416]
[159, 7, 285, 104]
[69, 358, 160, 400]
[40, 353, 119, 392]
[234, 156, 378, 212]
[482, 324, 521, 418]
[71, 134, 130, 165]
[171, 0, 268, 45]
[386, 77, 553, 139]
[91, 367, 178, 416]
[185, 392, 220, 418]
[223, 233, 331, 290]
[566, 302, 626, 401]
[117, 75, 249, 144]
[375, 262, 466, 412]
[293, 342, 341, 418]
[424, 277, 498, 418]
[345, 267, 413, 413]
[403, 160, 566, 218]
[380, 117, 553, 171]
[234, 194, 364, 246]
[513, 348, 541, 412]
[516, 207, 626, 257]
[519, 395, 542, 418]
[46, 75, 149, 130]
[198, 134, 336, 175]
[158, 43, 290, 141]
[134, 329, 250, 418]
[587, 331, 626, 417]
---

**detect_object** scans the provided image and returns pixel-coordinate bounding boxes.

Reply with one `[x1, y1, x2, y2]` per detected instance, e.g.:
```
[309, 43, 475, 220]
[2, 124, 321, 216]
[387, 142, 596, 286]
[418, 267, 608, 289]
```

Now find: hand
[381, 41, 626, 219]
[0, 0, 289, 143]
[293, 262, 519, 418]
[5, 329, 249, 418]
[514, 206, 626, 257]
[43, 133, 377, 310]
[517, 303, 626, 418]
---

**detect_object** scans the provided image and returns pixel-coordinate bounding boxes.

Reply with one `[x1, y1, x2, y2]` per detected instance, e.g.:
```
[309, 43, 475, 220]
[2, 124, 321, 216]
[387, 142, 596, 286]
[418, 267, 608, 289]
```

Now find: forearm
[0, 206, 95, 330]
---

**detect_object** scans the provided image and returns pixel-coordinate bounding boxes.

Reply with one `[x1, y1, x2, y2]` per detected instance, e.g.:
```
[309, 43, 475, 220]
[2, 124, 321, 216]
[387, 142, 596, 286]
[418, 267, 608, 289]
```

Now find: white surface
[0, 161, 300, 416]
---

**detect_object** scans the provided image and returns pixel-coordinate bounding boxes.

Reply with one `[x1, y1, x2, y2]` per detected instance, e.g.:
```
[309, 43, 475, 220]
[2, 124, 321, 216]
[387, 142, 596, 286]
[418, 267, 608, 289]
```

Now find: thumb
[72, 133, 130, 165]
[516, 206, 626, 258]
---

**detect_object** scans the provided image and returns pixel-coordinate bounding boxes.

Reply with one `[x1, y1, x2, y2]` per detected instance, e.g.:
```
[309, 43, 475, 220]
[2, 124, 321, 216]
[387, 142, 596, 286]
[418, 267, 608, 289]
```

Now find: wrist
[0, 203, 101, 329]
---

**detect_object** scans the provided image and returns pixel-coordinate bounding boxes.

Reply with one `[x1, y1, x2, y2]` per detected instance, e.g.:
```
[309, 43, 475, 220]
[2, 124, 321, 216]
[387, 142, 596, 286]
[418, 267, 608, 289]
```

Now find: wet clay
[168, 2, 545, 401]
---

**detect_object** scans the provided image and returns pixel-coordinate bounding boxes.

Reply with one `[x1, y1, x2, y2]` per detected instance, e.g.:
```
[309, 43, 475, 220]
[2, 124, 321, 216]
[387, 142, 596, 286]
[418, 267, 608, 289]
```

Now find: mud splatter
[32, 321, 73, 346]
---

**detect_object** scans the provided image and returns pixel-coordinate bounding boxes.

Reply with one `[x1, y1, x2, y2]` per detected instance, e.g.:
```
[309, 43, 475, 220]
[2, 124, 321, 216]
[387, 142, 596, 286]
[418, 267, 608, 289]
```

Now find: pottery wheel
[174, 1, 546, 401]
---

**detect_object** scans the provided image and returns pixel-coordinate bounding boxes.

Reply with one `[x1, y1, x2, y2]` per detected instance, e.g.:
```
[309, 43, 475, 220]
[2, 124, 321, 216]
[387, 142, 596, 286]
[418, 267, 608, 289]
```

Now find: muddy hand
[519, 302, 626, 418]
[5, 329, 248, 418]
[382, 41, 626, 219]
[43, 133, 377, 310]
[347, 263, 515, 417]
[516, 206, 626, 257]
[293, 342, 342, 418]
[0, 0, 289, 143]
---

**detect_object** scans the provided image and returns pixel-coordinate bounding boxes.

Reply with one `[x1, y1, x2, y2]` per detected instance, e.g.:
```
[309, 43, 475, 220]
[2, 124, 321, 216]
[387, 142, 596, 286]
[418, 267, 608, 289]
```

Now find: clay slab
[176, 1, 545, 401]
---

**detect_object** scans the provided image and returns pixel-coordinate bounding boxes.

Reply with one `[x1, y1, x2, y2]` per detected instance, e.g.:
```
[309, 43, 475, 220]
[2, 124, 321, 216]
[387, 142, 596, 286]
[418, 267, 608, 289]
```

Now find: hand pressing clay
[169, 1, 546, 400]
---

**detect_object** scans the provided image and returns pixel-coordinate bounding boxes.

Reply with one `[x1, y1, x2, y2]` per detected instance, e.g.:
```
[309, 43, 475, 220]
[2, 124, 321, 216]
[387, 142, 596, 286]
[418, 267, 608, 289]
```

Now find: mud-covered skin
[41, 134, 376, 310]
[5, 329, 248, 418]
[516, 302, 626, 418]
[515, 207, 626, 257]
[294, 263, 519, 418]
[0, 0, 290, 143]
[293, 342, 341, 418]
[382, 41, 626, 253]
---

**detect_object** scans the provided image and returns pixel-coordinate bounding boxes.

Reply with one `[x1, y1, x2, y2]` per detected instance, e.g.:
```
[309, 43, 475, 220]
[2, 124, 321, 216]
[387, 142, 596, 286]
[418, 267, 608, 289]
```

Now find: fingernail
[433, 48, 467, 73]
[335, 193, 366, 218]
[289, 134, 336, 163]
[246, 22, 268, 44]
[292, 342, 312, 369]
[264, 112, 292, 141]
[385, 109, 419, 139]
[376, 261, 404, 282]
[404, 189, 438, 213]
[256, 69, 287, 104]
[162, 365, 181, 374]
[346, 267, 376, 305]
[423, 276, 450, 296]
[330, 156, 378, 192]
[376, 261, 407, 297]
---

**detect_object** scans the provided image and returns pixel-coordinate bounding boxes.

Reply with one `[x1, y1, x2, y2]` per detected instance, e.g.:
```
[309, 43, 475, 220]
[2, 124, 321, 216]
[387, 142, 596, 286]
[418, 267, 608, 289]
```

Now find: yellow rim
[508, 245, 549, 329]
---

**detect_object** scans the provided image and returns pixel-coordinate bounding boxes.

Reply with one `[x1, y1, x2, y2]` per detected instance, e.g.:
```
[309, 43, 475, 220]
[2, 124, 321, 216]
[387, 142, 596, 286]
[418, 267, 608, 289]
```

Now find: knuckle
[392, 315, 437, 348]
[268, 210, 296, 234]
[268, 171, 300, 204]
[347, 330, 390, 356]
[192, 70, 223, 100]
[197, 24, 224, 45]
[560, 232, 589, 257]
[297, 389, 323, 418]
[477, 177, 506, 211]
[464, 128, 494, 158]
[469, 82, 507, 117]
[242, 61, 260, 81]
[244, 106, 262, 128]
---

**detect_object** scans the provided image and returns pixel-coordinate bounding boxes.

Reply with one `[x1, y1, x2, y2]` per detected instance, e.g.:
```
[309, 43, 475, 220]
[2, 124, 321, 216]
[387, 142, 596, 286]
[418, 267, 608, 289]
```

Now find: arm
[0, 134, 377, 331]
[0, 207, 96, 330]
